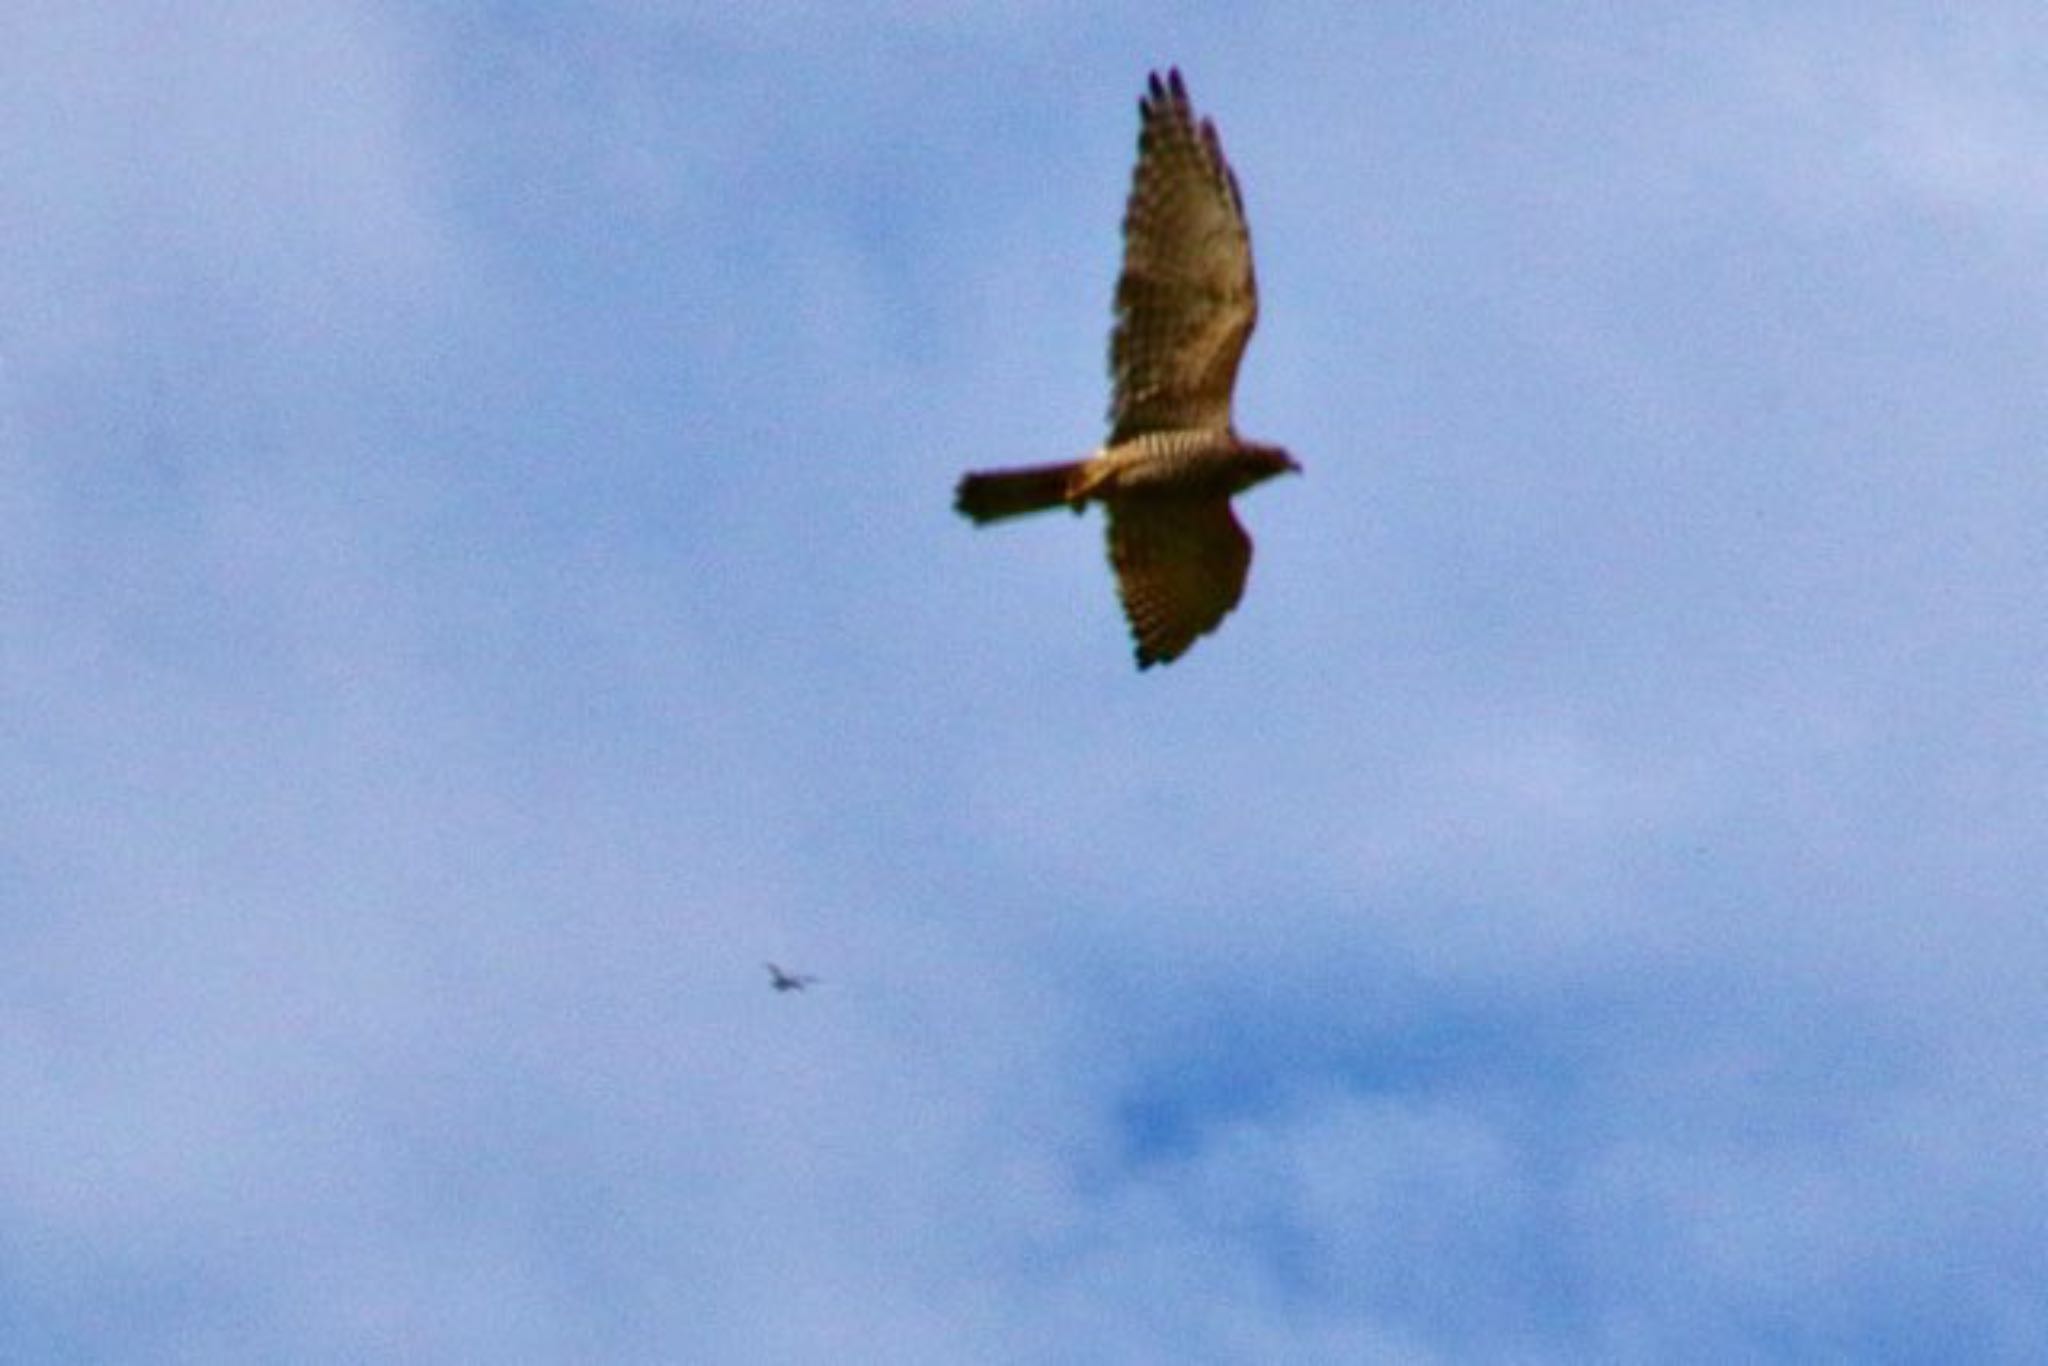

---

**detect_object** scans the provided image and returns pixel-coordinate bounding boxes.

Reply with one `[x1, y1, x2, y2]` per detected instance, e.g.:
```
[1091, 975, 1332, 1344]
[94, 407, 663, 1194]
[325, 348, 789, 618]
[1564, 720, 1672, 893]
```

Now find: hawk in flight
[955, 69, 1297, 669]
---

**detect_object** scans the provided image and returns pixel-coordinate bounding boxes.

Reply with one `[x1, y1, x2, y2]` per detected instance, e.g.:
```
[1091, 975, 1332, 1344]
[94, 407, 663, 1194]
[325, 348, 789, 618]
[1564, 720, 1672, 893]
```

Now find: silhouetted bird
[766, 963, 819, 993]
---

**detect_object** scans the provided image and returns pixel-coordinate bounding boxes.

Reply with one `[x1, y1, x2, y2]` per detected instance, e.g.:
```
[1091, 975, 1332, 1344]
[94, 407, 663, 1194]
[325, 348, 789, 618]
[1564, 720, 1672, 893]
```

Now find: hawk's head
[1232, 442, 1301, 491]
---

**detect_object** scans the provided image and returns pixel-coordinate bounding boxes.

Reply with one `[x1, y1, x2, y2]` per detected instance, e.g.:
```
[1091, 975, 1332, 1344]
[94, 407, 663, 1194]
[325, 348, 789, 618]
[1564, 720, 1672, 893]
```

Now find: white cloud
[0, 4, 457, 376]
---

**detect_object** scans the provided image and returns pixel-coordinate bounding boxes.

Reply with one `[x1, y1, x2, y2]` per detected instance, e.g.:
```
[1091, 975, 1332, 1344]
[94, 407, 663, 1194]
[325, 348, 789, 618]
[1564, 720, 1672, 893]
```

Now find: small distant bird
[765, 963, 819, 993]
[955, 69, 1298, 668]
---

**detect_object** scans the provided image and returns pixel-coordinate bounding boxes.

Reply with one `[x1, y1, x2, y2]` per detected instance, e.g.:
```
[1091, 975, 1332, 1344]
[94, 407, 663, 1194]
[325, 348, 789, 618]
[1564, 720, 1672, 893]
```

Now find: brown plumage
[953, 69, 1298, 669]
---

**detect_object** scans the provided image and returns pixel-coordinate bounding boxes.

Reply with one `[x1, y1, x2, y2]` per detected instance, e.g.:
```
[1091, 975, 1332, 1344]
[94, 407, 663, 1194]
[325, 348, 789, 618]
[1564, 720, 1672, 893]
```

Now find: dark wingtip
[1144, 68, 1190, 112]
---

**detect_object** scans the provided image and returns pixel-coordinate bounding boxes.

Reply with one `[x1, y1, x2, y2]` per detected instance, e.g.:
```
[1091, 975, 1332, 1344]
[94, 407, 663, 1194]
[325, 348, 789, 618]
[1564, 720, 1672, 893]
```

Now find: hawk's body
[955, 69, 1297, 669]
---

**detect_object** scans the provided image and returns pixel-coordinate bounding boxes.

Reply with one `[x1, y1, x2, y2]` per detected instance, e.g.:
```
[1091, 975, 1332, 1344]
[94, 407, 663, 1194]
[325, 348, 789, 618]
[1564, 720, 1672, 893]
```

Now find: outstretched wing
[1108, 69, 1259, 444]
[1106, 496, 1253, 668]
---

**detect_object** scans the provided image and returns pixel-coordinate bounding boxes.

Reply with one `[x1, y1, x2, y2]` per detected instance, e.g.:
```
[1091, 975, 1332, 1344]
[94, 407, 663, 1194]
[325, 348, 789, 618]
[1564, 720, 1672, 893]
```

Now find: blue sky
[6, 3, 2048, 1360]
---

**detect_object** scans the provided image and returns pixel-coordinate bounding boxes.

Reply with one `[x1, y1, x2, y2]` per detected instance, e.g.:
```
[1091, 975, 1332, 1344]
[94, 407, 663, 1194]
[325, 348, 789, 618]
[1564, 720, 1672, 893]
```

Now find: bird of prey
[765, 963, 819, 993]
[955, 68, 1297, 669]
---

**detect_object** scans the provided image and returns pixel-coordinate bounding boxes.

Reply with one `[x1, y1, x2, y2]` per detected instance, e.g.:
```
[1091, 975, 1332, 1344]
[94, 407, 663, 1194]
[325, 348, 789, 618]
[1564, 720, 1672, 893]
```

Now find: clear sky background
[6, 4, 2048, 1361]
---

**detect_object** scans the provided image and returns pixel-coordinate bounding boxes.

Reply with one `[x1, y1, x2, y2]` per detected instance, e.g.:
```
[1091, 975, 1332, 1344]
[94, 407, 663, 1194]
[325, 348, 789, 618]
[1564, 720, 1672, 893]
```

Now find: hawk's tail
[954, 462, 1085, 524]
